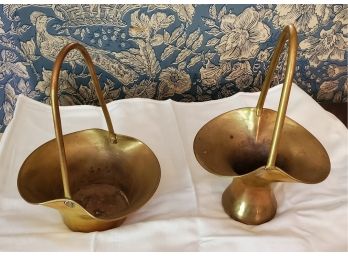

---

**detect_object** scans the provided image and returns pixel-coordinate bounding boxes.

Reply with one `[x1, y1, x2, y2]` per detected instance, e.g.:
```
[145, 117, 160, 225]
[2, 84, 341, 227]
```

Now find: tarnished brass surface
[17, 43, 161, 232]
[193, 25, 330, 225]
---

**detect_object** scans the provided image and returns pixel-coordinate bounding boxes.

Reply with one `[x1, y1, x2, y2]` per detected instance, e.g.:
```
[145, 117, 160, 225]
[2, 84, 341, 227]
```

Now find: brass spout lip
[19, 177, 161, 223]
[18, 173, 161, 222]
[19, 186, 161, 222]
[251, 166, 330, 184]
[41, 199, 129, 221]
[26, 179, 162, 222]
[15, 198, 128, 222]
[194, 152, 329, 185]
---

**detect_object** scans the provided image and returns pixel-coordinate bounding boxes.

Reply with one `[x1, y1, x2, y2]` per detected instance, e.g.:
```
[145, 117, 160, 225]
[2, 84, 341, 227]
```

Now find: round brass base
[222, 178, 277, 225]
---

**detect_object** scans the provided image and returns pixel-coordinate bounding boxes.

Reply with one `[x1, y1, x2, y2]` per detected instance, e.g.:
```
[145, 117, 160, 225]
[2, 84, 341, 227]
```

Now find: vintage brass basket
[17, 43, 161, 232]
[193, 25, 330, 225]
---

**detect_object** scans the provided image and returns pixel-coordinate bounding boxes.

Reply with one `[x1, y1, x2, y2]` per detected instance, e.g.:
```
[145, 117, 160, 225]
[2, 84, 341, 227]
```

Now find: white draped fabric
[0, 84, 347, 251]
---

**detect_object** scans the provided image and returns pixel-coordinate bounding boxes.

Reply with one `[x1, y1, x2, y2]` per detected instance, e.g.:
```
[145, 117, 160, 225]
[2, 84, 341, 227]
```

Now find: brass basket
[193, 25, 330, 225]
[17, 43, 161, 232]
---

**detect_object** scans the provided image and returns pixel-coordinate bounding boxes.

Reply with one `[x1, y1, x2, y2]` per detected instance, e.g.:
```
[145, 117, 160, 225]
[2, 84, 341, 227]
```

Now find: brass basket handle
[51, 42, 117, 199]
[255, 25, 298, 169]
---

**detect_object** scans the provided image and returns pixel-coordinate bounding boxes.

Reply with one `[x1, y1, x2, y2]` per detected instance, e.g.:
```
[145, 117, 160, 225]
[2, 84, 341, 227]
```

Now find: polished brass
[193, 25, 330, 225]
[17, 42, 161, 232]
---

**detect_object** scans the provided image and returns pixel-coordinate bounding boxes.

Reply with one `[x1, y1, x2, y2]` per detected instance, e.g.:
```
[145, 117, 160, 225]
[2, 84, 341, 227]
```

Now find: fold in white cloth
[0, 84, 347, 251]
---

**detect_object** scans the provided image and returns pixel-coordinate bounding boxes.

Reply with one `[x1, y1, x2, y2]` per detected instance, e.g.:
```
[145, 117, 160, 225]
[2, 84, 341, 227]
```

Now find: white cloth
[0, 84, 347, 251]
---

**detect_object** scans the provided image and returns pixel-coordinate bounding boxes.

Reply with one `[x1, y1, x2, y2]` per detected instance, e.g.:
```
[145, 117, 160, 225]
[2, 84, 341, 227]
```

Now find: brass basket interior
[18, 129, 161, 219]
[193, 107, 330, 184]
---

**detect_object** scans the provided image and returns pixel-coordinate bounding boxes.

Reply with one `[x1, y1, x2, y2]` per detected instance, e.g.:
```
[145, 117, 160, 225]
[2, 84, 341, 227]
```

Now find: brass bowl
[193, 25, 330, 225]
[17, 43, 161, 232]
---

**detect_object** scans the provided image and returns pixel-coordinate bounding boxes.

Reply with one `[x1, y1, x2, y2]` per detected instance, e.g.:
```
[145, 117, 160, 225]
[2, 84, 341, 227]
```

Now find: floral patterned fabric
[0, 4, 347, 132]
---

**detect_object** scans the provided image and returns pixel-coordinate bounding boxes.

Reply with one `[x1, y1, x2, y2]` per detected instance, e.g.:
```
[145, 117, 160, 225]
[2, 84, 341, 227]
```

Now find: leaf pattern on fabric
[273, 5, 331, 33]
[124, 80, 157, 99]
[136, 39, 161, 78]
[0, 4, 347, 132]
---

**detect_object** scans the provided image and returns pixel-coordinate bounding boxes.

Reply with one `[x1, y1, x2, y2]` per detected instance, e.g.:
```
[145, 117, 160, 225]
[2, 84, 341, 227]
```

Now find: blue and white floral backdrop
[0, 4, 347, 132]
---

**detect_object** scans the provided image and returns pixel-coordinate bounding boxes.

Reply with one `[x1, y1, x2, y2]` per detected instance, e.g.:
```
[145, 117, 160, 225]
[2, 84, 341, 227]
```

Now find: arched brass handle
[51, 42, 117, 199]
[255, 25, 298, 168]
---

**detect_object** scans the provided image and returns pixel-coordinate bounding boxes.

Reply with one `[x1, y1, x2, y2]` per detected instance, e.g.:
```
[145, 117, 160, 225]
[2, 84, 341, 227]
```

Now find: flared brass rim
[193, 107, 330, 183]
[17, 128, 161, 221]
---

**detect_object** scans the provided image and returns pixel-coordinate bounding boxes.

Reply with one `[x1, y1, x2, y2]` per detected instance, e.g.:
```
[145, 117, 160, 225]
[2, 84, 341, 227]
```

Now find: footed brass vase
[17, 43, 161, 232]
[193, 25, 330, 225]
